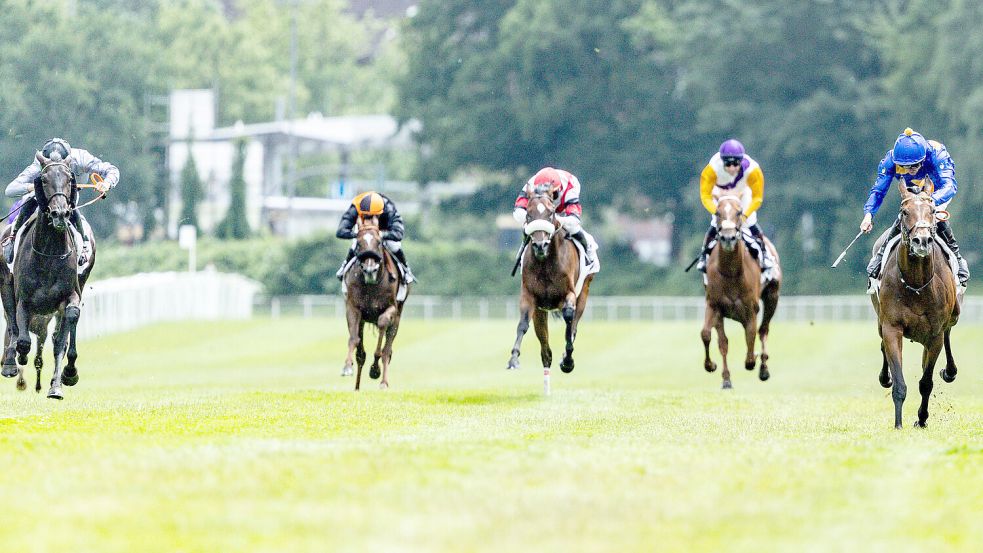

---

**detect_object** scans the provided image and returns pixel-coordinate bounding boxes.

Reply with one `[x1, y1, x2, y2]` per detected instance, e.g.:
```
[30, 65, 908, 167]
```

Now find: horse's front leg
[940, 328, 957, 383]
[48, 302, 79, 400]
[742, 314, 758, 375]
[715, 315, 731, 389]
[507, 295, 533, 370]
[378, 314, 401, 390]
[14, 301, 30, 366]
[34, 322, 48, 394]
[62, 317, 80, 386]
[560, 292, 577, 373]
[701, 304, 718, 373]
[916, 335, 944, 428]
[882, 324, 906, 429]
[532, 309, 552, 395]
[343, 303, 359, 379]
[1, 285, 18, 378]
[371, 305, 398, 387]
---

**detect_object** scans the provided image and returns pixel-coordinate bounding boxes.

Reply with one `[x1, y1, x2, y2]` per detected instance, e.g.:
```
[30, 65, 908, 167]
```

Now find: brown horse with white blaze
[871, 186, 959, 428]
[506, 194, 593, 394]
[341, 218, 406, 391]
[701, 194, 781, 389]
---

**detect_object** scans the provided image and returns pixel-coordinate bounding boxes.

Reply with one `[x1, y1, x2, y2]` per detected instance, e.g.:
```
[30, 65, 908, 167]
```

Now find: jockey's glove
[512, 207, 526, 224]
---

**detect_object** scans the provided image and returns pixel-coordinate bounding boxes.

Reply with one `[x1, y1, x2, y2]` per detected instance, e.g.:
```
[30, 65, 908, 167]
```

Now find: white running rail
[0, 271, 260, 341]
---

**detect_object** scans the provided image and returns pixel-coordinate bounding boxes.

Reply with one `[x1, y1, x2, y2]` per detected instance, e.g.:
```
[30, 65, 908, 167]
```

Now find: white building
[167, 89, 420, 238]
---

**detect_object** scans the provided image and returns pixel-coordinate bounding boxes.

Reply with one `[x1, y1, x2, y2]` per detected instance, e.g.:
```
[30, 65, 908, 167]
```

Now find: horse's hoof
[705, 362, 717, 373]
[914, 419, 927, 428]
[47, 388, 63, 400]
[340, 365, 353, 377]
[61, 371, 79, 387]
[879, 374, 892, 389]
[506, 360, 520, 370]
[759, 369, 770, 382]
[16, 379, 25, 391]
[940, 368, 956, 383]
[16, 354, 27, 366]
[745, 360, 755, 371]
[560, 358, 574, 373]
[379, 381, 389, 390]
[1, 364, 17, 378]
[369, 365, 381, 380]
[722, 380, 732, 390]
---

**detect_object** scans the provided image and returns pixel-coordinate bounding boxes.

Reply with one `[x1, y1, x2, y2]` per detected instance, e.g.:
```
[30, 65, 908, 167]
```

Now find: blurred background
[2, 0, 981, 297]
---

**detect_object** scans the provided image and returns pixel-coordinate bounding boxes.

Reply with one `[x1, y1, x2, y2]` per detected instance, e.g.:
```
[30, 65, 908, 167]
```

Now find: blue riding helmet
[892, 128, 927, 165]
[42, 138, 71, 160]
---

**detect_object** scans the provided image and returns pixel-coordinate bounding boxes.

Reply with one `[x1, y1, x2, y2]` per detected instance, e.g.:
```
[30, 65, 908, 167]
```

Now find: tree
[179, 148, 203, 230]
[216, 139, 251, 239]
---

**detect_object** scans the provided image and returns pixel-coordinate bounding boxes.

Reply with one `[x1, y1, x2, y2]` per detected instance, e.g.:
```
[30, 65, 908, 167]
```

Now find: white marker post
[178, 224, 197, 273]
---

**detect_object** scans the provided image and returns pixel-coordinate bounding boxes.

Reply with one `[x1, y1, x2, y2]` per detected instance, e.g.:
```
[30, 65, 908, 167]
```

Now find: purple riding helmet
[719, 139, 745, 160]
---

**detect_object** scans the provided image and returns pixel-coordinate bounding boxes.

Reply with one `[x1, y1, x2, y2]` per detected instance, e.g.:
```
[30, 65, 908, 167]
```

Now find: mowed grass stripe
[0, 318, 981, 552]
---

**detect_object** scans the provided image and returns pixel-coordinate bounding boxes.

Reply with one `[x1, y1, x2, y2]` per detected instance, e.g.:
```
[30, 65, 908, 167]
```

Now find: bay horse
[871, 185, 959, 428]
[0, 151, 95, 399]
[506, 194, 593, 394]
[701, 194, 781, 389]
[340, 217, 406, 391]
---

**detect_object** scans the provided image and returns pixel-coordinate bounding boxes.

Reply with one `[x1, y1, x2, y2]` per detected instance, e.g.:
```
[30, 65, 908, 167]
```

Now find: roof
[186, 114, 420, 150]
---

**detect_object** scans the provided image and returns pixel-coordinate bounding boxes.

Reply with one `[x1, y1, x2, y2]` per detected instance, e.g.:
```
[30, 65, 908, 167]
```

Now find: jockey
[511, 167, 596, 264]
[335, 191, 415, 283]
[3, 138, 117, 266]
[861, 127, 968, 286]
[697, 139, 775, 277]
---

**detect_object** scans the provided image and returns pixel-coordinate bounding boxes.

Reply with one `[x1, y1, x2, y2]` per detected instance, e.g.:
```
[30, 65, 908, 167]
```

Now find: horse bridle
[39, 161, 77, 213]
[896, 194, 937, 294]
[523, 197, 558, 239]
[714, 195, 744, 232]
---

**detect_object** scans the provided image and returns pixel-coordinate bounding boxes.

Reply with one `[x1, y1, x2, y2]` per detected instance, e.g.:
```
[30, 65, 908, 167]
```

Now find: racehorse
[506, 193, 593, 394]
[701, 194, 781, 389]
[341, 217, 406, 391]
[871, 186, 959, 428]
[0, 150, 95, 399]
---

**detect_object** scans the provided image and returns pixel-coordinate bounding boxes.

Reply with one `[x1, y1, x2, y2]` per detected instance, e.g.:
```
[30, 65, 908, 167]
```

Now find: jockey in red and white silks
[512, 167, 595, 264]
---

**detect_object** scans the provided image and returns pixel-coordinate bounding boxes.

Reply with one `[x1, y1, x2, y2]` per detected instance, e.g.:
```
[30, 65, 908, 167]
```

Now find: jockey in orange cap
[335, 191, 415, 283]
[512, 167, 596, 264]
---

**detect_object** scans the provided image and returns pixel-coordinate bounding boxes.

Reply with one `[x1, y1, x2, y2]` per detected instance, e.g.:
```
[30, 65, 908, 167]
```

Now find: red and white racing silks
[514, 167, 582, 217]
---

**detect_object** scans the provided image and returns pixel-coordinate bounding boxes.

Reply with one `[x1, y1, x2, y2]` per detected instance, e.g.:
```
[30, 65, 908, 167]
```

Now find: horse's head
[899, 185, 937, 258]
[714, 194, 744, 252]
[35, 151, 75, 232]
[524, 195, 559, 260]
[355, 217, 385, 284]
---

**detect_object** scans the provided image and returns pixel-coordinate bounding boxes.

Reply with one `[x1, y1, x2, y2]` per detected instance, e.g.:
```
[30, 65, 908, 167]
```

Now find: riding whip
[830, 231, 865, 268]
[684, 251, 702, 272]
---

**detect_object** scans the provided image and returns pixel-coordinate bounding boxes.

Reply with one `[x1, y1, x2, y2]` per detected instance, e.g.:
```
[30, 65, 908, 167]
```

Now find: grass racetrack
[1, 316, 981, 552]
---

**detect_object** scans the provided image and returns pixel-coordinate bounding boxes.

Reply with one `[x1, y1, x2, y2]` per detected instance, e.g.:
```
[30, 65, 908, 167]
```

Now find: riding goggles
[722, 157, 743, 167]
[895, 161, 923, 175]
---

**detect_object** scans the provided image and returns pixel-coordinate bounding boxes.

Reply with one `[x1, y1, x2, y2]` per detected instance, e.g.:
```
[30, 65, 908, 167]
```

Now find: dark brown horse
[701, 194, 781, 389]
[0, 151, 95, 398]
[341, 218, 406, 391]
[506, 194, 593, 394]
[871, 186, 959, 428]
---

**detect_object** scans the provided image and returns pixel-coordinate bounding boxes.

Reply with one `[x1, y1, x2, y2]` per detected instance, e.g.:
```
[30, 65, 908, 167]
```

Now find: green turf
[0, 317, 981, 552]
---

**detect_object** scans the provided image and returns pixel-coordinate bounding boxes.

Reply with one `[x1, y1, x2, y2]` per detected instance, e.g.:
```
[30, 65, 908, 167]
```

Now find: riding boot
[570, 230, 596, 264]
[391, 247, 416, 283]
[69, 210, 91, 268]
[867, 217, 902, 279]
[3, 197, 38, 265]
[748, 224, 774, 270]
[937, 220, 970, 285]
[696, 226, 717, 273]
[336, 247, 355, 280]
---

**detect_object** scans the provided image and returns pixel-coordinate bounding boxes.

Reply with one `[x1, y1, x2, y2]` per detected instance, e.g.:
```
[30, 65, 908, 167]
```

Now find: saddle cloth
[7, 216, 92, 276]
[873, 234, 961, 296]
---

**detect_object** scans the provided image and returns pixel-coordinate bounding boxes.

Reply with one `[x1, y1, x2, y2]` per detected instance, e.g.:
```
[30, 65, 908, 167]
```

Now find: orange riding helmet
[353, 191, 385, 219]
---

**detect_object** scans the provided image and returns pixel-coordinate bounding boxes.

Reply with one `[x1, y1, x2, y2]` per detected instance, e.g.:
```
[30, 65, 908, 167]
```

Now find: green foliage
[178, 151, 203, 230]
[216, 139, 252, 239]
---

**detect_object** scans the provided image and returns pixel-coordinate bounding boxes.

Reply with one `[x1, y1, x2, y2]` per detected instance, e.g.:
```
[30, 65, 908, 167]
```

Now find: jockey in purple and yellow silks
[861, 127, 968, 285]
[696, 139, 775, 278]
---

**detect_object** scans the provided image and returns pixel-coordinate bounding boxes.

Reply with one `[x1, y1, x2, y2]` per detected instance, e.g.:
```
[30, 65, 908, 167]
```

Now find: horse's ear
[897, 180, 912, 202]
[35, 150, 47, 166]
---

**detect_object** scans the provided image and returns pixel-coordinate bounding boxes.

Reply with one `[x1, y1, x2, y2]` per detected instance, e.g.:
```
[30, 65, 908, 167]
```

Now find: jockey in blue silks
[861, 127, 969, 286]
